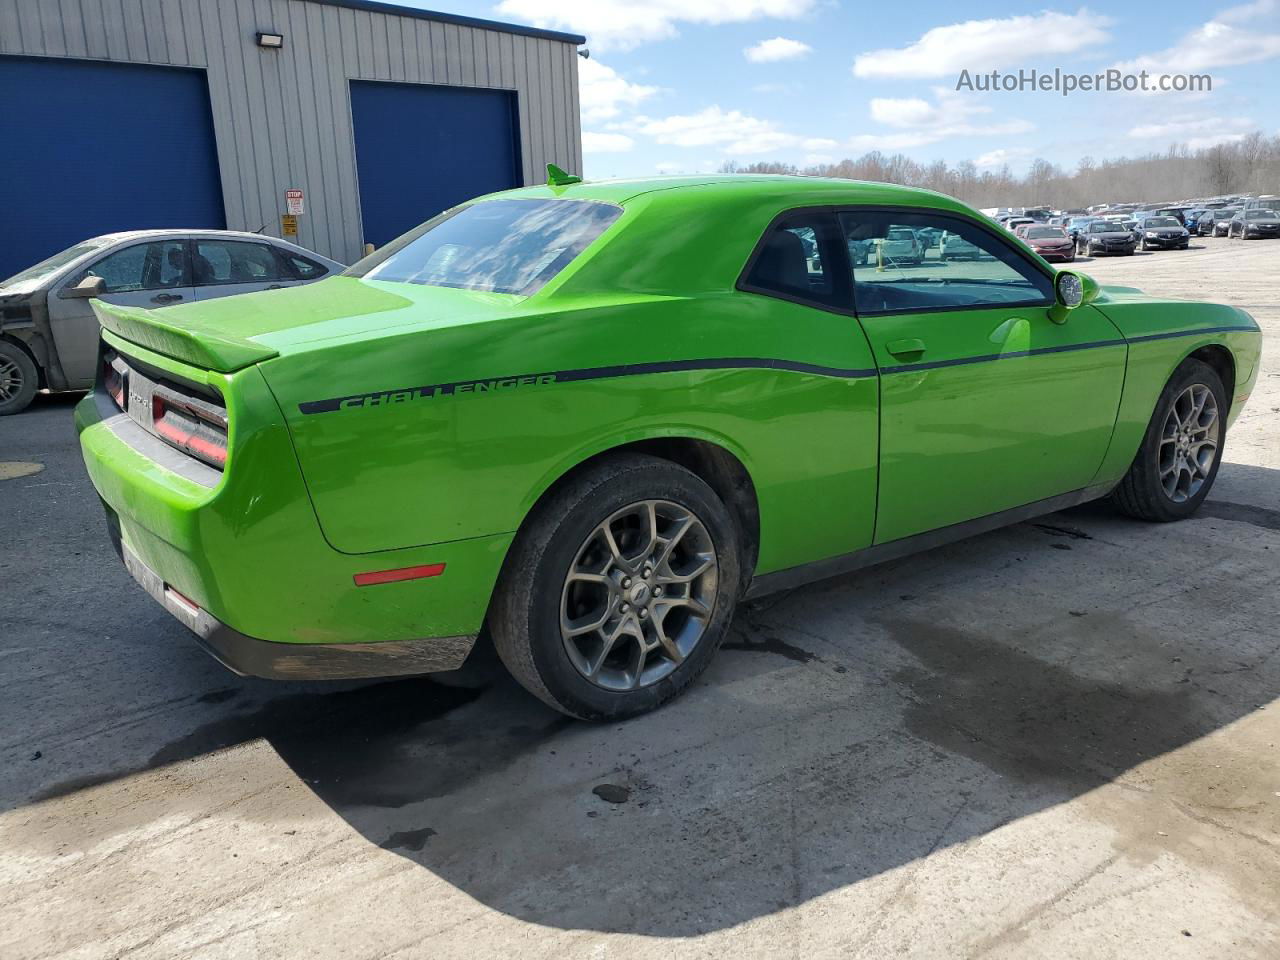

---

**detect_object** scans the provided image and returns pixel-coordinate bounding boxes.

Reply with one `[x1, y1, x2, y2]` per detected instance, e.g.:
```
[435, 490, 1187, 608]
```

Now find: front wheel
[490, 453, 741, 720]
[1112, 358, 1227, 522]
[0, 340, 39, 416]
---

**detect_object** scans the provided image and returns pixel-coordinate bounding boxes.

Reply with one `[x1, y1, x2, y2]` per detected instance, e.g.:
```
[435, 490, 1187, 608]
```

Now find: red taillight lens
[151, 388, 228, 469]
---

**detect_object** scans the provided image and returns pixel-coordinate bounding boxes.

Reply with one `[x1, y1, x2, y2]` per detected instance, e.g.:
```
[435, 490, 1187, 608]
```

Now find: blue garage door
[350, 81, 520, 248]
[0, 56, 224, 280]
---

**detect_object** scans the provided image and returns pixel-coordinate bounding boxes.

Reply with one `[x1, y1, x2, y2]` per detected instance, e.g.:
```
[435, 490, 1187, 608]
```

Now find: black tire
[489, 453, 741, 721]
[1112, 358, 1228, 522]
[0, 340, 39, 416]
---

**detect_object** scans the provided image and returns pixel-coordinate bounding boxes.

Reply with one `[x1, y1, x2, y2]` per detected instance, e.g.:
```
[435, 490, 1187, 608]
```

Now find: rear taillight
[102, 355, 125, 410]
[151, 386, 228, 469]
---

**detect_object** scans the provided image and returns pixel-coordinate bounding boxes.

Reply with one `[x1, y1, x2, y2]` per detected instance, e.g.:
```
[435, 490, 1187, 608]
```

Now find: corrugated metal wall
[0, 0, 582, 263]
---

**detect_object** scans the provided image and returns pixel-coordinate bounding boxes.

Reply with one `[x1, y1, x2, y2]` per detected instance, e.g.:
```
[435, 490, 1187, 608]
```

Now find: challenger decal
[297, 358, 880, 415]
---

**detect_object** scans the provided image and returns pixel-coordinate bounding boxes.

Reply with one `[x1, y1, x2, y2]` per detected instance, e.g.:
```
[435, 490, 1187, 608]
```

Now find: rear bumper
[114, 529, 474, 679]
[77, 335, 511, 664]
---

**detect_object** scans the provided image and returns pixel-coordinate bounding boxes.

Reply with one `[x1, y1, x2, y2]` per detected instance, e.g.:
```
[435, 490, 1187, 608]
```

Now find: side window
[284, 253, 327, 280]
[192, 240, 285, 285]
[840, 210, 1054, 317]
[741, 212, 843, 308]
[78, 241, 188, 294]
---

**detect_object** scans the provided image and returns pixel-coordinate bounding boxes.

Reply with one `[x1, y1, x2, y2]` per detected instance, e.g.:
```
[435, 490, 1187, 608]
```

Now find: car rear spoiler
[91, 300, 279, 373]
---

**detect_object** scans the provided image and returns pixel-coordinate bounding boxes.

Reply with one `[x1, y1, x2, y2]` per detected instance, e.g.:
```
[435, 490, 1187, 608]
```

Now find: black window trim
[188, 238, 287, 287]
[737, 203, 1058, 320]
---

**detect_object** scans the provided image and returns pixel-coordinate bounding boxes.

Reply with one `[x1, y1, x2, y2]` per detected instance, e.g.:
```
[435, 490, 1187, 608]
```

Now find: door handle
[151, 293, 183, 304]
[887, 338, 926, 358]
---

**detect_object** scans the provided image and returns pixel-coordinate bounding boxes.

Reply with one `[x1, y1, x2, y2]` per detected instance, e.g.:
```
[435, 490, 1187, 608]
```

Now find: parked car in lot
[939, 230, 985, 261]
[1019, 225, 1075, 262]
[1210, 210, 1240, 236]
[76, 174, 1261, 720]
[0, 230, 343, 415]
[874, 227, 925, 264]
[1137, 216, 1191, 251]
[1077, 220, 1137, 256]
[1065, 216, 1099, 244]
[1004, 217, 1035, 233]
[1227, 208, 1280, 239]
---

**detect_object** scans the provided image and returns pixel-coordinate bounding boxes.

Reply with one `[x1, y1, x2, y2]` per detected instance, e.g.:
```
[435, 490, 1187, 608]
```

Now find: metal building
[0, 0, 585, 276]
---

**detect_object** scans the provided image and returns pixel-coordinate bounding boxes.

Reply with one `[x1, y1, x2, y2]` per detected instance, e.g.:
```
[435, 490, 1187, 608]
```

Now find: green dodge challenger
[76, 173, 1261, 720]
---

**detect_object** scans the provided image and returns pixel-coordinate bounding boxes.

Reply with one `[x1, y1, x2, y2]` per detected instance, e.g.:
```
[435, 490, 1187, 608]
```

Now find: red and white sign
[285, 189, 304, 216]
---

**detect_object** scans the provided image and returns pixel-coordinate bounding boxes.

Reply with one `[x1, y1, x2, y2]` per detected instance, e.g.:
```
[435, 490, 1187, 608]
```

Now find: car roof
[489, 174, 976, 215]
[78, 229, 344, 267]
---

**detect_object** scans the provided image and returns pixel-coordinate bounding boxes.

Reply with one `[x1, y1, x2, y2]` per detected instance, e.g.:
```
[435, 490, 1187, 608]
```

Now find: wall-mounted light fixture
[256, 31, 284, 48]
[577, 47, 590, 59]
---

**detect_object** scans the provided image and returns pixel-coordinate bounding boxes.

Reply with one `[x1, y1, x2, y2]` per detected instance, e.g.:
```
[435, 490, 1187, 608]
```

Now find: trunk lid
[92, 277, 525, 372]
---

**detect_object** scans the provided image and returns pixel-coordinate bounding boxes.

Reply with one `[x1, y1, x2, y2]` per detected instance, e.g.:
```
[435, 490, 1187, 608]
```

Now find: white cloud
[852, 10, 1112, 79]
[1127, 115, 1252, 139]
[744, 37, 812, 62]
[1113, 1, 1280, 87]
[860, 90, 1032, 147]
[636, 106, 798, 153]
[582, 131, 635, 152]
[975, 147, 1031, 169]
[578, 59, 658, 124]
[496, 0, 816, 52]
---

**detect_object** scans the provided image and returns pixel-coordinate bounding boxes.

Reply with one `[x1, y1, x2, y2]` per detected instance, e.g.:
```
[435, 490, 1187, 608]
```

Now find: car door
[45, 238, 192, 386]
[191, 237, 290, 301]
[839, 208, 1127, 545]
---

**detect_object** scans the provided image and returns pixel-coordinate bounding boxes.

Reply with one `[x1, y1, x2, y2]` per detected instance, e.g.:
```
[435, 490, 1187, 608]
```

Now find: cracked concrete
[1, 235, 1278, 958]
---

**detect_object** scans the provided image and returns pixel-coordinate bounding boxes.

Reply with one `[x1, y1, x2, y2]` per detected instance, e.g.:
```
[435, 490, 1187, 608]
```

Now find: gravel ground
[1, 234, 1278, 959]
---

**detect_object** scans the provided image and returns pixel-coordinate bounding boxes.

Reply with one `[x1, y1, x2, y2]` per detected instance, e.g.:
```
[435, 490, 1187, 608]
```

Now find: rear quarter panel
[261, 292, 879, 576]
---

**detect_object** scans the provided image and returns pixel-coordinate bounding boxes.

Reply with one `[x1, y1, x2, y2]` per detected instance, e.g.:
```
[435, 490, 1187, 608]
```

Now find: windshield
[1, 237, 116, 289]
[1145, 217, 1180, 227]
[1088, 222, 1118, 233]
[352, 198, 623, 295]
[1246, 209, 1278, 219]
[1025, 227, 1065, 239]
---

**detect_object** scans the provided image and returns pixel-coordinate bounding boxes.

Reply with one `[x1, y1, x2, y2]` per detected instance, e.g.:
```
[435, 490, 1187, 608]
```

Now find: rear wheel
[0, 341, 38, 416]
[1112, 359, 1226, 522]
[490, 453, 741, 720]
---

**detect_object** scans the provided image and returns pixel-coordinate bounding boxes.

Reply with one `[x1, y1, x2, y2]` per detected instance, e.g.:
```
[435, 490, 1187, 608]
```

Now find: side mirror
[60, 275, 105, 299]
[1048, 269, 1098, 324]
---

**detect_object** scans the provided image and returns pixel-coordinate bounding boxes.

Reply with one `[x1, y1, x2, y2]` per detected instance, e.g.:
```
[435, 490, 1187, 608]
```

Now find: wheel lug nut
[622, 577, 631, 588]
[638, 608, 648, 619]
[620, 603, 629, 614]
[653, 586, 662, 597]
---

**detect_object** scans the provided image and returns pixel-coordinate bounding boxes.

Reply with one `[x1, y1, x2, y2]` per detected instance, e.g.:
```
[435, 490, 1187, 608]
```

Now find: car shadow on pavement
[6, 455, 1280, 937]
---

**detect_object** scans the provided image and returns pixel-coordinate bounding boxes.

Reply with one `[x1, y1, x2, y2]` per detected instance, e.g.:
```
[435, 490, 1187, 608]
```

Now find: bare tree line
[720, 132, 1280, 208]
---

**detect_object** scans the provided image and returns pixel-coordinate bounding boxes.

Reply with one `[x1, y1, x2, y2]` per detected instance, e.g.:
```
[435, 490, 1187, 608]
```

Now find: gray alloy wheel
[0, 341, 39, 416]
[489, 452, 741, 720]
[1159, 383, 1220, 504]
[559, 499, 718, 691]
[1113, 358, 1227, 522]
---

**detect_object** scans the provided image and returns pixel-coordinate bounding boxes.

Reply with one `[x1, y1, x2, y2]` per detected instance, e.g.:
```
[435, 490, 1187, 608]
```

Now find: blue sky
[410, 1, 1280, 178]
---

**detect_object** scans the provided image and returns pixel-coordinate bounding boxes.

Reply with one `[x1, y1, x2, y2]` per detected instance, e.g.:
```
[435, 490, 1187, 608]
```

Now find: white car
[0, 230, 344, 414]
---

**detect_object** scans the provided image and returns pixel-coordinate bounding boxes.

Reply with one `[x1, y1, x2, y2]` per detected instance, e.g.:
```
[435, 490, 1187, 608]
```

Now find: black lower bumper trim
[118, 540, 476, 680]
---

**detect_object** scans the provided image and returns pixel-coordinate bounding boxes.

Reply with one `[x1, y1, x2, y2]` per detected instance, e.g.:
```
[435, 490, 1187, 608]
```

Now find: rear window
[351, 198, 622, 295]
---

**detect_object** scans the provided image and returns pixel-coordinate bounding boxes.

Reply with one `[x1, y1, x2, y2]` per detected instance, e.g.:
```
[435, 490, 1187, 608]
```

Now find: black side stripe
[296, 325, 1257, 415]
[882, 324, 1256, 375]
[297, 358, 878, 414]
